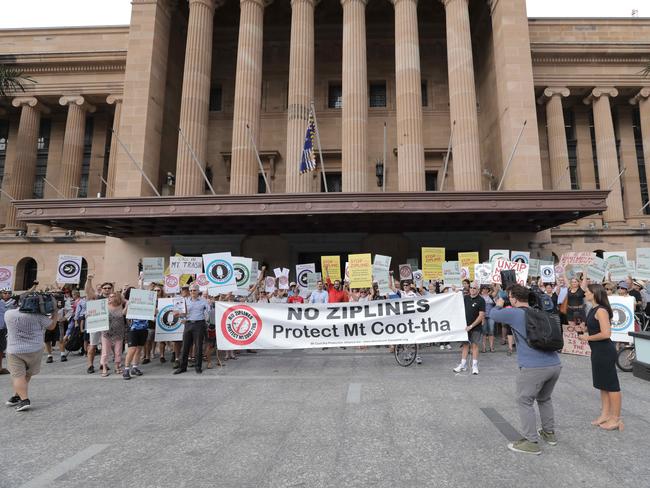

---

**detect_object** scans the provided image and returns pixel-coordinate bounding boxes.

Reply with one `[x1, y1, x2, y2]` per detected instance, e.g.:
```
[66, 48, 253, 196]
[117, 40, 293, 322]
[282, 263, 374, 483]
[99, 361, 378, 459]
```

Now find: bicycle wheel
[616, 346, 635, 373]
[394, 343, 417, 367]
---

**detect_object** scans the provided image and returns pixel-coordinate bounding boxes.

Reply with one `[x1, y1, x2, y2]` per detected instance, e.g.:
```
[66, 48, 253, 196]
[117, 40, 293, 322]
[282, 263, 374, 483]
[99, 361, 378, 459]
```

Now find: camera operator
[0, 287, 19, 375]
[4, 293, 61, 412]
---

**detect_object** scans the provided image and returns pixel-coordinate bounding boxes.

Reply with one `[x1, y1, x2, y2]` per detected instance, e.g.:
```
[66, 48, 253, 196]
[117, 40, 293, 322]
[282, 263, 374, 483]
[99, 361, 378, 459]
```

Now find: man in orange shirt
[324, 266, 348, 303]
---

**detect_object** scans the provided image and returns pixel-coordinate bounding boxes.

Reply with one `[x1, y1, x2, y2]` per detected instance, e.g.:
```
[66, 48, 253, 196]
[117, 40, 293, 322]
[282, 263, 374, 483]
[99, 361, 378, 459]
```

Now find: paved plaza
[1, 345, 649, 488]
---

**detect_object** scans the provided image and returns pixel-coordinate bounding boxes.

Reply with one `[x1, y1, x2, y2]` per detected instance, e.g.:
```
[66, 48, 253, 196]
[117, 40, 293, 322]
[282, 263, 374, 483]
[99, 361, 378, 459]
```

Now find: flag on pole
[299, 109, 317, 174]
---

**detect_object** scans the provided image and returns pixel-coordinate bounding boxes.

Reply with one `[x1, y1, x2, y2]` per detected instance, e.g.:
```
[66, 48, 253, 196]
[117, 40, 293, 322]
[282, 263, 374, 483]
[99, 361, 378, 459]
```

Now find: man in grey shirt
[0, 288, 18, 374]
[490, 284, 562, 455]
[174, 284, 210, 375]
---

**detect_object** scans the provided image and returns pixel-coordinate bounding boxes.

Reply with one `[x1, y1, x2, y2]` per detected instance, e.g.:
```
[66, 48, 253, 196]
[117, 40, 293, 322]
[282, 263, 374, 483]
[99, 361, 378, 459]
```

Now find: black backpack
[65, 325, 84, 352]
[529, 288, 556, 314]
[525, 307, 564, 351]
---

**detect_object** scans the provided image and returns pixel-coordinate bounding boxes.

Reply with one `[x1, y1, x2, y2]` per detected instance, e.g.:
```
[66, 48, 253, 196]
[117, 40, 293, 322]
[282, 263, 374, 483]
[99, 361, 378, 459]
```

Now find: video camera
[18, 292, 63, 315]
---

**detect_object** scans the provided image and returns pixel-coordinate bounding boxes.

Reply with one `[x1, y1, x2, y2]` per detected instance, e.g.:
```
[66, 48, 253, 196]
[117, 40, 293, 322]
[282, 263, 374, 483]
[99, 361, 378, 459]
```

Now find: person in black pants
[174, 284, 210, 375]
[578, 284, 623, 432]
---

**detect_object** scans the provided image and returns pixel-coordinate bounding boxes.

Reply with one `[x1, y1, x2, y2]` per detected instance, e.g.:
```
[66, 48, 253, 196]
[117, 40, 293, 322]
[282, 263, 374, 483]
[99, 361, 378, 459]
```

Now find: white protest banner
[265, 276, 277, 293]
[636, 248, 650, 280]
[142, 257, 165, 283]
[296, 263, 315, 291]
[85, 299, 109, 333]
[399, 264, 413, 281]
[559, 252, 595, 268]
[155, 298, 184, 342]
[196, 273, 209, 292]
[604, 252, 628, 281]
[540, 265, 556, 284]
[0, 265, 14, 290]
[489, 250, 509, 263]
[278, 268, 290, 290]
[413, 270, 424, 288]
[610, 295, 636, 343]
[528, 258, 540, 277]
[474, 264, 492, 285]
[232, 257, 253, 290]
[442, 261, 461, 287]
[510, 251, 530, 265]
[56, 255, 83, 284]
[373, 265, 391, 295]
[306, 272, 321, 291]
[164, 274, 180, 295]
[587, 256, 608, 283]
[251, 261, 260, 280]
[215, 293, 468, 350]
[373, 254, 392, 270]
[202, 252, 237, 294]
[173, 297, 186, 313]
[490, 259, 529, 285]
[169, 256, 203, 275]
[126, 289, 157, 320]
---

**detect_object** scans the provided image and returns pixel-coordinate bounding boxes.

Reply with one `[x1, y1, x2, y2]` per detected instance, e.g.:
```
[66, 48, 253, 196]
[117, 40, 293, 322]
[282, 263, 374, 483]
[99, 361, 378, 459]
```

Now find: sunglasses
[101, 286, 112, 290]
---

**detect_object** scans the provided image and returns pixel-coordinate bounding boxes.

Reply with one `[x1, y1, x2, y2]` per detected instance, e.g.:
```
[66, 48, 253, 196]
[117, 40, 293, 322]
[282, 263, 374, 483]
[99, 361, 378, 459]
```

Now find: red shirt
[287, 295, 304, 304]
[326, 277, 348, 303]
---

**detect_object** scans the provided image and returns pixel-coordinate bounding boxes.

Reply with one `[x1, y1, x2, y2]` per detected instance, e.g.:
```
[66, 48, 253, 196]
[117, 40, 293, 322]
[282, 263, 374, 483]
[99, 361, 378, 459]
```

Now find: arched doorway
[15, 257, 38, 290]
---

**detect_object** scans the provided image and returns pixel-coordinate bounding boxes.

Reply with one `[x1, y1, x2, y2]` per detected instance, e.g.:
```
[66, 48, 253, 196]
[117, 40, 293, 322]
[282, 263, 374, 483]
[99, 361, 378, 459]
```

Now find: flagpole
[553, 165, 571, 189]
[382, 121, 387, 192]
[246, 124, 272, 194]
[497, 120, 527, 191]
[111, 128, 161, 197]
[439, 120, 455, 191]
[607, 166, 626, 191]
[100, 175, 114, 197]
[310, 101, 328, 193]
[178, 127, 217, 195]
[0, 188, 15, 201]
[42, 177, 67, 199]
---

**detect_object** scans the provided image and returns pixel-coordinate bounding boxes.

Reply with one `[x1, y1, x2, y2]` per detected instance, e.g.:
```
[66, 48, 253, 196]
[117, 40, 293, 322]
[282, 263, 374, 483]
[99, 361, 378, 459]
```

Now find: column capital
[583, 87, 618, 105]
[59, 95, 97, 113]
[11, 96, 50, 114]
[291, 0, 317, 6]
[241, 0, 273, 7]
[537, 87, 569, 105]
[391, 0, 417, 6]
[630, 87, 650, 105]
[188, 0, 222, 10]
[341, 0, 367, 6]
[439, 0, 468, 7]
[107, 94, 124, 105]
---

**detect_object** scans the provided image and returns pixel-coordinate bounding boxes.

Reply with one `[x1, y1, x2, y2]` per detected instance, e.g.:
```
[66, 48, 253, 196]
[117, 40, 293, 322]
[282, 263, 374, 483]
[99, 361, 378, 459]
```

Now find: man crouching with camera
[5, 292, 61, 412]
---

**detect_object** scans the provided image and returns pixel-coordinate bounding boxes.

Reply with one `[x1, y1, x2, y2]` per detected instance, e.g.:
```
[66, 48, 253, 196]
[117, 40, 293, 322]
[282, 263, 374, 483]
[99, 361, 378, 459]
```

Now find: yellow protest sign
[458, 252, 480, 280]
[348, 253, 372, 288]
[321, 255, 341, 281]
[422, 247, 445, 280]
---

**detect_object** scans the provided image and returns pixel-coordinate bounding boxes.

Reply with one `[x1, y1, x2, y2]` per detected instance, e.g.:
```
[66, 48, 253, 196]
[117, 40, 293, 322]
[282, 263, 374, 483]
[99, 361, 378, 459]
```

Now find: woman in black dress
[579, 284, 623, 431]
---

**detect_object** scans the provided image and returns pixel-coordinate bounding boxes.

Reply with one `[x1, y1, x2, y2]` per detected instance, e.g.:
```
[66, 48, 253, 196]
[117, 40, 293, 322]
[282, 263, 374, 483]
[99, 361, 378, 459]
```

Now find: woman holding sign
[100, 292, 127, 377]
[578, 284, 623, 432]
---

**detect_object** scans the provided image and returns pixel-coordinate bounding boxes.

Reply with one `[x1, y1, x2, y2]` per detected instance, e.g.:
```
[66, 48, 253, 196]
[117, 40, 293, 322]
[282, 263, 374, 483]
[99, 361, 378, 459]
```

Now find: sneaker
[87, 365, 95, 374]
[142, 358, 150, 365]
[131, 367, 143, 376]
[123, 368, 131, 380]
[472, 365, 479, 375]
[172, 360, 180, 369]
[453, 363, 467, 373]
[46, 356, 53, 364]
[415, 356, 422, 365]
[507, 439, 541, 455]
[445, 344, 452, 350]
[15, 399, 31, 412]
[61, 355, 67, 362]
[537, 429, 557, 446]
[6, 395, 20, 406]
[160, 356, 166, 363]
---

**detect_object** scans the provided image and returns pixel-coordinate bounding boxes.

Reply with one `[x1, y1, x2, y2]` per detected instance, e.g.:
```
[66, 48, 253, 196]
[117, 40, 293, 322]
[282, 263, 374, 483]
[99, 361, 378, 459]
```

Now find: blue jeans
[482, 318, 495, 336]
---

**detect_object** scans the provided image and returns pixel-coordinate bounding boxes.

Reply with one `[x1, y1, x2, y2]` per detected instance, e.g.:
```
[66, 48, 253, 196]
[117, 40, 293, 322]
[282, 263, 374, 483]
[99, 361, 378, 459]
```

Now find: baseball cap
[289, 282, 297, 287]
[617, 281, 629, 290]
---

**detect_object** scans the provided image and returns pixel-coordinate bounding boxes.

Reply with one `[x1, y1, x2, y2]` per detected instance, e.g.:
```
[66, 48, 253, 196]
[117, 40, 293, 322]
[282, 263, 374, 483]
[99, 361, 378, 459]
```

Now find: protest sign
[202, 252, 237, 294]
[164, 274, 180, 295]
[490, 259, 529, 285]
[195, 273, 209, 292]
[372, 266, 391, 295]
[442, 261, 461, 287]
[413, 270, 424, 288]
[169, 256, 203, 275]
[636, 248, 650, 280]
[126, 289, 157, 320]
[561, 324, 591, 357]
[528, 258, 540, 277]
[540, 265, 555, 283]
[373, 254, 392, 270]
[306, 272, 321, 291]
[604, 252, 628, 281]
[474, 264, 492, 285]
[399, 264, 413, 281]
[251, 261, 260, 280]
[610, 295, 636, 343]
[510, 251, 530, 265]
[232, 257, 253, 290]
[278, 268, 290, 290]
[173, 297, 186, 313]
[627, 260, 636, 280]
[344, 262, 350, 283]
[460, 267, 470, 281]
[56, 255, 83, 284]
[155, 298, 184, 342]
[586, 256, 608, 283]
[321, 256, 341, 281]
[348, 253, 372, 288]
[0, 265, 14, 290]
[142, 257, 165, 283]
[296, 263, 315, 291]
[265, 276, 277, 293]
[489, 250, 509, 263]
[559, 252, 594, 268]
[422, 247, 445, 280]
[458, 252, 479, 280]
[85, 299, 109, 333]
[215, 293, 468, 350]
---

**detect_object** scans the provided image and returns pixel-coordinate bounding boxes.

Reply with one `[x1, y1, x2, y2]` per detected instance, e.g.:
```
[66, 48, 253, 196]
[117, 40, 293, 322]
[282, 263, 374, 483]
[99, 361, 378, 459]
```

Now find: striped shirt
[5, 309, 53, 354]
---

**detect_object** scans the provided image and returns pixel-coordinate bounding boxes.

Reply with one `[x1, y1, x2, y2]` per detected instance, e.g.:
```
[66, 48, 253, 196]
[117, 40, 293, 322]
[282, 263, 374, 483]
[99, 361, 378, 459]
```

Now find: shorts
[147, 329, 155, 342]
[88, 331, 102, 346]
[204, 326, 216, 347]
[466, 328, 482, 345]
[128, 329, 148, 347]
[502, 324, 513, 336]
[7, 350, 43, 378]
[0, 328, 6, 353]
[44, 326, 60, 345]
[482, 318, 496, 336]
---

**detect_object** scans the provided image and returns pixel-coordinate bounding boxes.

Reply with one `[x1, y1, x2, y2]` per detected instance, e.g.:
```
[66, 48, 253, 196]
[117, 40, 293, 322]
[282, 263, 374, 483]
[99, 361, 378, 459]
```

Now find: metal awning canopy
[14, 191, 609, 238]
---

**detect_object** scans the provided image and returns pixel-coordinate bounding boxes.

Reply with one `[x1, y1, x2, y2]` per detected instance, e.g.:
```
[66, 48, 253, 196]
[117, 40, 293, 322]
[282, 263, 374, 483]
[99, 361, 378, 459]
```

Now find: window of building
[321, 172, 342, 192]
[425, 171, 437, 191]
[78, 117, 94, 198]
[257, 173, 272, 194]
[32, 119, 51, 199]
[588, 113, 601, 189]
[369, 82, 387, 108]
[16, 257, 38, 290]
[209, 85, 222, 112]
[633, 108, 650, 214]
[421, 81, 428, 107]
[328, 83, 342, 109]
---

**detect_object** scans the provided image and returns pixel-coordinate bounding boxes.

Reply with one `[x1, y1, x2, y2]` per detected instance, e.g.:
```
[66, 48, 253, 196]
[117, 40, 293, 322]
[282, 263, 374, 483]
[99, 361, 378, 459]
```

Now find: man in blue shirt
[174, 284, 210, 374]
[490, 284, 562, 455]
[308, 280, 329, 304]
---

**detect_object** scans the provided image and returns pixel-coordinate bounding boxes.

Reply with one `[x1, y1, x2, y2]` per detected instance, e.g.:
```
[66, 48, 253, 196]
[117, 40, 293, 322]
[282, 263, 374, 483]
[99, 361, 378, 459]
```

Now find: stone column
[2, 97, 49, 230]
[230, 0, 269, 195]
[285, 0, 316, 193]
[631, 88, 650, 201]
[393, 0, 424, 191]
[341, 0, 368, 193]
[574, 106, 596, 190]
[106, 95, 123, 197]
[58, 96, 96, 199]
[539, 87, 570, 190]
[584, 87, 624, 222]
[175, 0, 217, 196]
[441, 0, 481, 191]
[617, 104, 643, 217]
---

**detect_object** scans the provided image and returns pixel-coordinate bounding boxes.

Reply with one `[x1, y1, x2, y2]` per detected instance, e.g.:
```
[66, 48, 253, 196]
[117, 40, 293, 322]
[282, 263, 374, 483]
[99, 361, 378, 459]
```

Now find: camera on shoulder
[18, 292, 63, 315]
